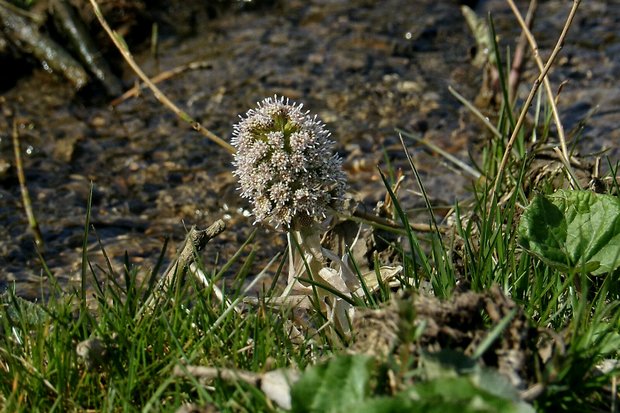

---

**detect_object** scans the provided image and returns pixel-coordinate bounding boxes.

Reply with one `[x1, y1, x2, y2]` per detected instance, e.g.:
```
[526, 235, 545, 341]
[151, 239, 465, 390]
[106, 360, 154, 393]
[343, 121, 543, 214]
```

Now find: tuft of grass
[0, 225, 311, 412]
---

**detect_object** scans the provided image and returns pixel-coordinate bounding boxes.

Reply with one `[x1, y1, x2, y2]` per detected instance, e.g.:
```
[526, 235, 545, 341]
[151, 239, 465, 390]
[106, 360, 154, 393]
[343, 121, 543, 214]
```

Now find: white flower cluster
[232, 95, 346, 229]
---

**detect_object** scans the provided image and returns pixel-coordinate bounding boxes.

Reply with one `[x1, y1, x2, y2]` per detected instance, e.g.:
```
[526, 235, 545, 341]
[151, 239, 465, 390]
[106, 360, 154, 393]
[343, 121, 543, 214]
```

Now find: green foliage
[2, 5, 619, 411]
[519, 189, 620, 274]
[290, 354, 535, 413]
[401, 376, 533, 413]
[0, 290, 49, 328]
[0, 235, 303, 412]
[291, 354, 373, 413]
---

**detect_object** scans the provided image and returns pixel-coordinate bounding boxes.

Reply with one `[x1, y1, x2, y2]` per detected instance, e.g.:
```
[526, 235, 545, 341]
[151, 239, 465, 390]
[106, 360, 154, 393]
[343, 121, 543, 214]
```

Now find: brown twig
[173, 365, 259, 384]
[87, 0, 235, 154]
[508, 0, 537, 103]
[12, 119, 44, 249]
[507, 0, 579, 189]
[351, 209, 449, 234]
[110, 60, 212, 106]
[492, 0, 581, 197]
[140, 220, 226, 314]
[173, 364, 299, 410]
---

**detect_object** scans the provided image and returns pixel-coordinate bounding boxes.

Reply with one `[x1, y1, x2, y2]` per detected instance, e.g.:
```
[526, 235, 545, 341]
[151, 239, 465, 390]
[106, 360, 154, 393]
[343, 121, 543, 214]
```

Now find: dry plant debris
[351, 286, 537, 390]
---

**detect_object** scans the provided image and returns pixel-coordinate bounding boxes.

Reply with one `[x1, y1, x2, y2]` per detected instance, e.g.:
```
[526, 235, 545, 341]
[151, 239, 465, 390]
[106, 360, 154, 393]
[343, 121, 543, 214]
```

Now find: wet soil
[1, 0, 619, 298]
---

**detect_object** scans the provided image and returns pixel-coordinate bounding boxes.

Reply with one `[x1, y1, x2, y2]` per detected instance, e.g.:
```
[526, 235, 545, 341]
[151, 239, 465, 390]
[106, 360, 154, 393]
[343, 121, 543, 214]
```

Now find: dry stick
[172, 365, 299, 400]
[87, 0, 235, 155]
[508, 0, 537, 103]
[492, 0, 581, 197]
[110, 60, 212, 106]
[351, 209, 448, 234]
[189, 263, 233, 309]
[612, 375, 617, 413]
[174, 365, 258, 384]
[140, 220, 226, 315]
[507, 0, 580, 189]
[12, 120, 44, 248]
[173, 363, 300, 411]
[204, 265, 272, 335]
[552, 146, 581, 187]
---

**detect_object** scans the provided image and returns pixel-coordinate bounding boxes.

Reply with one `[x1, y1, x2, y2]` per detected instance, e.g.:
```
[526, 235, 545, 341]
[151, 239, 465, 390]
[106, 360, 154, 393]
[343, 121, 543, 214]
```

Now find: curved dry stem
[508, 0, 537, 103]
[492, 0, 581, 197]
[507, 0, 579, 189]
[110, 60, 212, 106]
[139, 220, 226, 316]
[88, 0, 235, 155]
[12, 119, 44, 248]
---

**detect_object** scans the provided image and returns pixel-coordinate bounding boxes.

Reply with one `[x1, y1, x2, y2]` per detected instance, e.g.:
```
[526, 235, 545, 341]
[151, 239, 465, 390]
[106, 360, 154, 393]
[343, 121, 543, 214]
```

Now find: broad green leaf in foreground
[290, 354, 534, 413]
[399, 376, 535, 413]
[519, 189, 620, 274]
[290, 354, 373, 413]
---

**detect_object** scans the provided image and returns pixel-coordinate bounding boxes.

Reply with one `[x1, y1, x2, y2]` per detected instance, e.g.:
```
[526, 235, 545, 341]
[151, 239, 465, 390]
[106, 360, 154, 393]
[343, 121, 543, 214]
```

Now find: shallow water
[1, 0, 618, 298]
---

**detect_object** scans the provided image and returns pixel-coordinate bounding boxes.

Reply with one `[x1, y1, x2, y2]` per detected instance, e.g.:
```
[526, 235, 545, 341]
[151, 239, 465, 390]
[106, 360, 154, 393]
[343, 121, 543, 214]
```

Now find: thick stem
[287, 227, 323, 282]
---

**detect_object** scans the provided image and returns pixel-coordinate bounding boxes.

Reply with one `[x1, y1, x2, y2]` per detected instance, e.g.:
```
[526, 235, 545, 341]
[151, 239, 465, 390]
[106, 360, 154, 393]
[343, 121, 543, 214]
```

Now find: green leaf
[519, 190, 620, 274]
[345, 396, 418, 413]
[403, 377, 535, 413]
[291, 355, 373, 413]
[415, 351, 533, 413]
[0, 290, 49, 326]
[290, 352, 534, 413]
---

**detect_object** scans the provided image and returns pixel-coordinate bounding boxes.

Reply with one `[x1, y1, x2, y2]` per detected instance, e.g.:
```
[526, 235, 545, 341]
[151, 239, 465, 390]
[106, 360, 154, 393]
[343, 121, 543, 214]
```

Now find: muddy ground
[0, 0, 618, 298]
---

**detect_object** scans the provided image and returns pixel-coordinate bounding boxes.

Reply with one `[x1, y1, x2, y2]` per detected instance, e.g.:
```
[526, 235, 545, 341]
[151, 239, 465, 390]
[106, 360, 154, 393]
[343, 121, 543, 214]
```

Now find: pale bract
[232, 95, 346, 229]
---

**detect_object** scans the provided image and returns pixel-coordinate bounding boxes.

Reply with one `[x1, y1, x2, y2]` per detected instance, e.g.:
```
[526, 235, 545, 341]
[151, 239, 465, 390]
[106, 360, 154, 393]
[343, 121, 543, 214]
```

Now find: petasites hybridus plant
[232, 96, 400, 336]
[232, 95, 346, 229]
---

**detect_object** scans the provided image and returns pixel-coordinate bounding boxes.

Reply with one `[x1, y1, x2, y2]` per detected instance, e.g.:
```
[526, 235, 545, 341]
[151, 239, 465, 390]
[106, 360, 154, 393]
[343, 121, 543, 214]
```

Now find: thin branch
[12, 119, 44, 248]
[492, 0, 581, 197]
[140, 220, 226, 315]
[507, 0, 580, 189]
[0, 0, 45, 24]
[110, 60, 212, 106]
[172, 364, 300, 410]
[173, 365, 259, 384]
[87, 0, 235, 154]
[552, 146, 581, 187]
[350, 209, 449, 234]
[508, 0, 537, 102]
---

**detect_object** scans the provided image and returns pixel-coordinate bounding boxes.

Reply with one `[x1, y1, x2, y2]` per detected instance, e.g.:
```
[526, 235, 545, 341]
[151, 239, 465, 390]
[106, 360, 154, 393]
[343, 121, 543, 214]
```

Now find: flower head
[232, 95, 347, 229]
